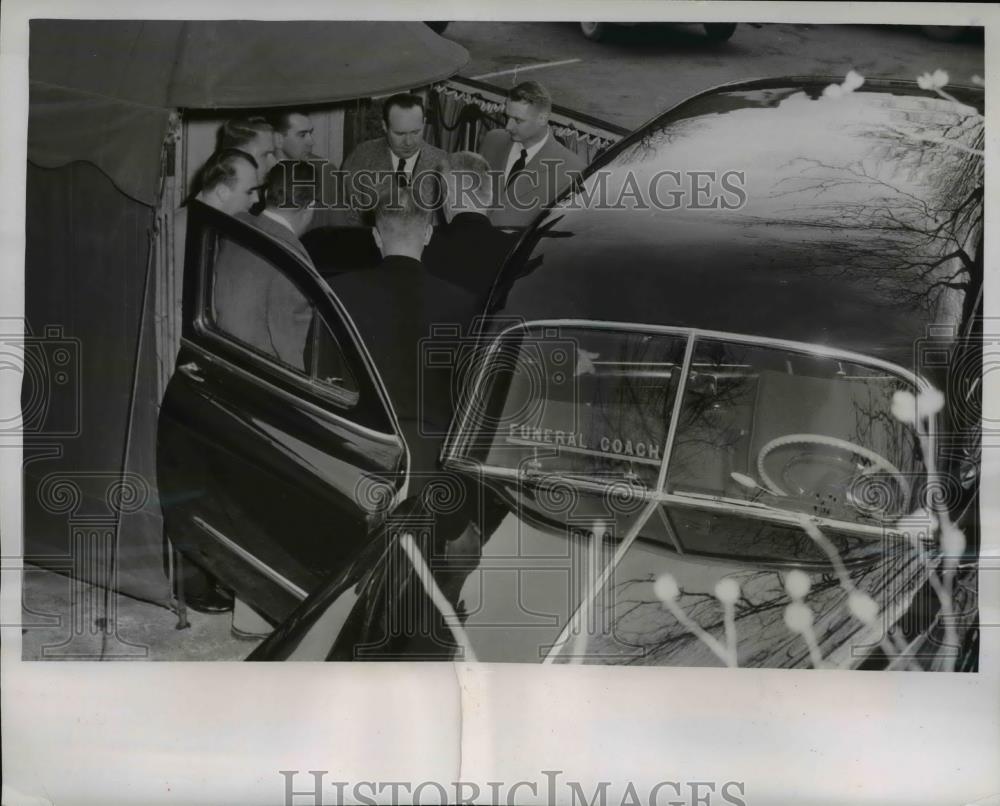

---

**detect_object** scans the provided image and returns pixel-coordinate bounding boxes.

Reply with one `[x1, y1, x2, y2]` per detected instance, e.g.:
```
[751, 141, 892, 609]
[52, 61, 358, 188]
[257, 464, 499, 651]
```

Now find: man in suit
[213, 160, 319, 372]
[478, 80, 586, 228]
[196, 159, 323, 637]
[423, 151, 516, 312]
[330, 187, 475, 484]
[267, 110, 348, 231]
[176, 148, 260, 262]
[169, 148, 266, 616]
[270, 111, 320, 161]
[173, 149, 260, 363]
[341, 93, 448, 225]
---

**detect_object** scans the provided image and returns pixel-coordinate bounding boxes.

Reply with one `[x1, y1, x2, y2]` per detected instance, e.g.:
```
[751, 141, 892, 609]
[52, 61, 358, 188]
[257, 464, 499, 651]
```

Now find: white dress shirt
[389, 148, 421, 180]
[504, 130, 549, 180]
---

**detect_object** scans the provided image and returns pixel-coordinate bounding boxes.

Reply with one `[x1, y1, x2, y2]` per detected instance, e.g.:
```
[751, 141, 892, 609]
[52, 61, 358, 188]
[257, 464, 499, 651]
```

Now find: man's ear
[423, 222, 433, 246]
[381, 120, 388, 136]
[372, 226, 384, 256]
[216, 185, 232, 203]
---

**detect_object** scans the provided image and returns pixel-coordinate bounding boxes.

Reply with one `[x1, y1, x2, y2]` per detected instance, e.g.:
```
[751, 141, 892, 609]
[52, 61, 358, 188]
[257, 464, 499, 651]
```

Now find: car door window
[209, 231, 358, 399]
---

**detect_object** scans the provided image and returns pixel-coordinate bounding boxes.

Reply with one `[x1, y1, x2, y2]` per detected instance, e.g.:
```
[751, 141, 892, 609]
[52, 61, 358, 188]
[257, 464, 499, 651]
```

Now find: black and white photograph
[2, 2, 998, 804]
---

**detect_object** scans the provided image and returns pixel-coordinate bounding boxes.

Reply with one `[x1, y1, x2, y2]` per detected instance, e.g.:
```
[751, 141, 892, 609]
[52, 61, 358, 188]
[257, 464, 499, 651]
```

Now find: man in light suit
[478, 80, 586, 228]
[341, 93, 448, 225]
[213, 160, 318, 372]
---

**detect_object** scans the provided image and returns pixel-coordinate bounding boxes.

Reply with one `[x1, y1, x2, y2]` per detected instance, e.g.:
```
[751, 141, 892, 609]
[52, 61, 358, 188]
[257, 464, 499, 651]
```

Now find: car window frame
[182, 201, 402, 438]
[443, 318, 936, 541]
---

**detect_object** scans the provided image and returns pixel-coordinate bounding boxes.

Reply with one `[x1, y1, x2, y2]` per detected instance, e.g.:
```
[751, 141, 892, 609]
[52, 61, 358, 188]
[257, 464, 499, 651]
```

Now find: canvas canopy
[29, 20, 470, 204]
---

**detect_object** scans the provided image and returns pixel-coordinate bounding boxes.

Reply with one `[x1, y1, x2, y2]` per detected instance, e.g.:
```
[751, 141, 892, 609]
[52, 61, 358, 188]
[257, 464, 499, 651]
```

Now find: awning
[28, 20, 470, 205]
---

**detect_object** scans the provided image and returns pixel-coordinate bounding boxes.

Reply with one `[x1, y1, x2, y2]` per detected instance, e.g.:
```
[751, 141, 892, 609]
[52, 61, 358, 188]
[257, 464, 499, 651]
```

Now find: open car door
[158, 203, 407, 622]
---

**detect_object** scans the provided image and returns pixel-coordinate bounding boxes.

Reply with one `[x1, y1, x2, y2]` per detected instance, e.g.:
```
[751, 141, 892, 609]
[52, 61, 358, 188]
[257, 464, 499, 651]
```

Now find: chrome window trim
[180, 338, 402, 446]
[655, 331, 696, 493]
[456, 462, 904, 540]
[193, 516, 309, 600]
[192, 324, 361, 409]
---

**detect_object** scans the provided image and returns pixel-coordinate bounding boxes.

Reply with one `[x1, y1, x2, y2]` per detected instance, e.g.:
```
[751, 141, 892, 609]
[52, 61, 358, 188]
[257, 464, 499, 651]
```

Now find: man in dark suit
[267, 110, 347, 230]
[423, 151, 516, 312]
[341, 93, 448, 225]
[478, 80, 586, 228]
[213, 160, 318, 372]
[330, 187, 475, 483]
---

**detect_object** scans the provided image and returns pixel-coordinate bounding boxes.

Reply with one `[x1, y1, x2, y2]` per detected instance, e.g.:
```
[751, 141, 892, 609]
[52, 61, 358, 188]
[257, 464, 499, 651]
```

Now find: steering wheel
[756, 433, 910, 518]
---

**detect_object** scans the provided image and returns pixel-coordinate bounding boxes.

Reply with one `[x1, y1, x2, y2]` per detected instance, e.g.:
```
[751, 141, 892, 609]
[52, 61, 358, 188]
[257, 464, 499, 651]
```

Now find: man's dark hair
[264, 160, 321, 209]
[381, 93, 426, 126]
[508, 80, 552, 113]
[219, 116, 273, 150]
[198, 148, 258, 194]
[268, 110, 310, 135]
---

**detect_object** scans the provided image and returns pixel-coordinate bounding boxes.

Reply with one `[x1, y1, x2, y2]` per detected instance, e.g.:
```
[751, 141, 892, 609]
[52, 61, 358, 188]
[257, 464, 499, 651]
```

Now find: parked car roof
[488, 77, 984, 371]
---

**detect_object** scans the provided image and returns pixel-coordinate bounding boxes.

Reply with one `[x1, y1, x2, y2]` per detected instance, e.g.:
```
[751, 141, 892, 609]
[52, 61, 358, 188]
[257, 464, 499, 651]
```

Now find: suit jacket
[300, 155, 349, 231]
[329, 256, 476, 476]
[478, 128, 586, 228]
[341, 137, 449, 225]
[213, 211, 315, 371]
[423, 212, 516, 311]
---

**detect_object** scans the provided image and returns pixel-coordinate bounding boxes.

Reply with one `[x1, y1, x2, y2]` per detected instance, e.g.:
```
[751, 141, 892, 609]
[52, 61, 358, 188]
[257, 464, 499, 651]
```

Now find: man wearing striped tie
[478, 80, 586, 228]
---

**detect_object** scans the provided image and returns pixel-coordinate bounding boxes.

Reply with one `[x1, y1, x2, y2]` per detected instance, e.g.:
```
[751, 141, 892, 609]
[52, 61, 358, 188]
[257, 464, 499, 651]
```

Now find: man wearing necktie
[341, 93, 448, 225]
[478, 80, 586, 228]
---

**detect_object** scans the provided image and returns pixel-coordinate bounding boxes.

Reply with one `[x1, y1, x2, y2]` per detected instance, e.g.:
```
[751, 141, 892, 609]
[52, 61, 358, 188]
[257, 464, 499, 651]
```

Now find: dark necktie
[396, 156, 408, 187]
[506, 147, 528, 188]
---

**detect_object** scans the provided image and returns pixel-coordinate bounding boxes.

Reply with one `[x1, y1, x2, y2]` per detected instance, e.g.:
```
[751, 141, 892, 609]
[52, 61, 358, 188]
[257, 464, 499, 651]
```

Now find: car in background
[919, 25, 975, 42]
[579, 22, 737, 42]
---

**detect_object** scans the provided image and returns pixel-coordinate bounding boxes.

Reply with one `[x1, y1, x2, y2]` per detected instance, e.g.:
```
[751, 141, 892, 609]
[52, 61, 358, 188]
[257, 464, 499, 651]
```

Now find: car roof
[487, 77, 984, 371]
